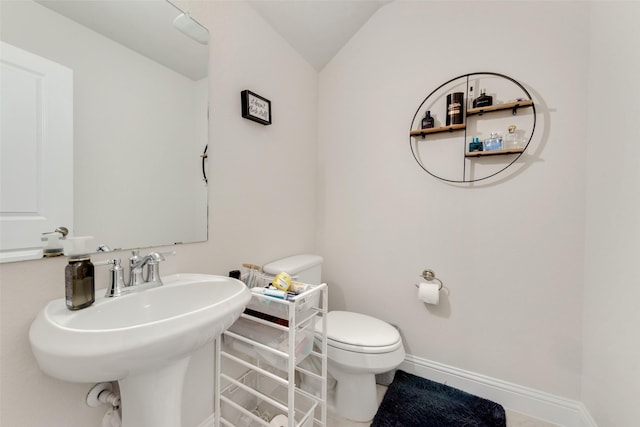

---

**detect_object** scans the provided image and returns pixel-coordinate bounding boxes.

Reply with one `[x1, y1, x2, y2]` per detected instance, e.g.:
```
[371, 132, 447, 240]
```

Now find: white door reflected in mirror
[0, 42, 73, 262]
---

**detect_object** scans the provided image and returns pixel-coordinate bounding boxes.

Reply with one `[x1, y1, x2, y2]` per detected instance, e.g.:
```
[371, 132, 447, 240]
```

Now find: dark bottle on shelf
[446, 92, 464, 126]
[472, 89, 493, 108]
[421, 111, 435, 129]
[469, 137, 483, 152]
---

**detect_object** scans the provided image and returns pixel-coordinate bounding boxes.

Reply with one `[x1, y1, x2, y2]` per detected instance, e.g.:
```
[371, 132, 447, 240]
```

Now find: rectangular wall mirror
[0, 0, 209, 262]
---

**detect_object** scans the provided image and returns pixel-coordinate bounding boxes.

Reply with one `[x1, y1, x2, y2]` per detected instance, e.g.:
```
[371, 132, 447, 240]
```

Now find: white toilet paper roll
[418, 282, 440, 305]
[269, 414, 288, 427]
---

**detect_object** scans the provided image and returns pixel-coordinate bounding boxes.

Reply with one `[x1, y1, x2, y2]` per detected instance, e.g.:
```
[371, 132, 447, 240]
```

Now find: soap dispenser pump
[65, 236, 95, 310]
[41, 226, 69, 257]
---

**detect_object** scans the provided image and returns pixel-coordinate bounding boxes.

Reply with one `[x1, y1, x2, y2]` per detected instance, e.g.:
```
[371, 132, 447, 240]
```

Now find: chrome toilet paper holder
[415, 269, 443, 290]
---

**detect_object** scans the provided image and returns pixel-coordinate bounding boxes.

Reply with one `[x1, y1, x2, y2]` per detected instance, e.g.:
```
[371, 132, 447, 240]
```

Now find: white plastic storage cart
[215, 282, 328, 427]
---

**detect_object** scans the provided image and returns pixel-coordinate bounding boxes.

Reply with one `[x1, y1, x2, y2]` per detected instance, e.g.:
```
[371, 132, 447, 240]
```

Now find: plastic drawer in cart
[225, 317, 314, 371]
[245, 284, 321, 320]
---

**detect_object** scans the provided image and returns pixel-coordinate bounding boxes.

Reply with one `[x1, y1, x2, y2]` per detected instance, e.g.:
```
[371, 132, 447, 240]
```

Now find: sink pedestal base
[119, 356, 191, 427]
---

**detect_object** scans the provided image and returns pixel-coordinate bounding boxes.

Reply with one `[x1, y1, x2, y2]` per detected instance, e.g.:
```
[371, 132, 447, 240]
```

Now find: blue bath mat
[371, 370, 506, 427]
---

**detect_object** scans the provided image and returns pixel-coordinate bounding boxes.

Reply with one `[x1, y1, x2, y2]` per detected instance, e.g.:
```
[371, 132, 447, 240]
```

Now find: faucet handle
[145, 251, 175, 286]
[95, 259, 127, 297]
[148, 251, 176, 262]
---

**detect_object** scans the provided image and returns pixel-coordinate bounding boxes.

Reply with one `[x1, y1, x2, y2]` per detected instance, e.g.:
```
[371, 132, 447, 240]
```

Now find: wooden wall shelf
[409, 123, 466, 137]
[466, 99, 533, 116]
[465, 148, 525, 157]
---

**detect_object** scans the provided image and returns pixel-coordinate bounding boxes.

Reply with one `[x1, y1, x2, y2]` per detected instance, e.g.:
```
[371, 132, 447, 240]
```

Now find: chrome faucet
[102, 250, 175, 297]
[128, 250, 147, 286]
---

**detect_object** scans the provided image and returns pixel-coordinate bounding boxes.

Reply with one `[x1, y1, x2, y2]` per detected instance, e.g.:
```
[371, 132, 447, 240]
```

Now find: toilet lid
[316, 311, 401, 353]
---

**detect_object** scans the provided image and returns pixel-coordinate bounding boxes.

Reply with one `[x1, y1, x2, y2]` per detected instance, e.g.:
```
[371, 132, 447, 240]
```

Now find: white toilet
[262, 254, 405, 422]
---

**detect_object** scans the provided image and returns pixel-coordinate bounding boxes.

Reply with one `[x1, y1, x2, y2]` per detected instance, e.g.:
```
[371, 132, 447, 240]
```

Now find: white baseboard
[199, 355, 598, 427]
[399, 355, 596, 427]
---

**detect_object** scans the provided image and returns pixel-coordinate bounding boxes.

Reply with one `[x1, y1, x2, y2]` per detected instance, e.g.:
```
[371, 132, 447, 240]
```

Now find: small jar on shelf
[483, 132, 503, 151]
[504, 125, 522, 149]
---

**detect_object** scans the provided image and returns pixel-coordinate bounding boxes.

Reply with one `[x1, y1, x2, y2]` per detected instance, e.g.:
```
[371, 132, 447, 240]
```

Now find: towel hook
[415, 269, 443, 290]
[200, 144, 208, 184]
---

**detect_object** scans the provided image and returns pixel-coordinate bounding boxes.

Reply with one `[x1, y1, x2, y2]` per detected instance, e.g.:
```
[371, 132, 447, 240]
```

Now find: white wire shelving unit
[214, 282, 328, 427]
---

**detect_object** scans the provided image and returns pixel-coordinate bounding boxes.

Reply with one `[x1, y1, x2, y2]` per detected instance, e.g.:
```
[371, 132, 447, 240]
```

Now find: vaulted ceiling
[246, 0, 391, 71]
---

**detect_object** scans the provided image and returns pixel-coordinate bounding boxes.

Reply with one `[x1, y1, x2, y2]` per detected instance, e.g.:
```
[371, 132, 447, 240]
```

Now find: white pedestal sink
[29, 273, 251, 427]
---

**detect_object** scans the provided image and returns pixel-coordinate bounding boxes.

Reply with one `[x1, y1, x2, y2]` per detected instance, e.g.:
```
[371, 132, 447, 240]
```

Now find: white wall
[317, 0, 589, 399]
[583, 2, 640, 425]
[0, 1, 318, 425]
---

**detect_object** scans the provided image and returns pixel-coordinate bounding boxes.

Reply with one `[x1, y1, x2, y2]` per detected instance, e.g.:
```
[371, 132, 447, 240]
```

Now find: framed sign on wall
[241, 90, 272, 125]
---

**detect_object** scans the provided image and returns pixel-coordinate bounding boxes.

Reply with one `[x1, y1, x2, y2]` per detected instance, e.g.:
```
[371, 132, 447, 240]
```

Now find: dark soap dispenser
[64, 237, 95, 310]
[421, 111, 435, 129]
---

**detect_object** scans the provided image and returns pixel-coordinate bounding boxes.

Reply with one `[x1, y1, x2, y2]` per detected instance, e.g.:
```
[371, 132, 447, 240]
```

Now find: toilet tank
[262, 254, 323, 285]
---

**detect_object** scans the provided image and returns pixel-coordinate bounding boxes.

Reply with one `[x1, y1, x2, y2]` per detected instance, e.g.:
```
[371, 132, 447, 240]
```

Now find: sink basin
[29, 273, 251, 427]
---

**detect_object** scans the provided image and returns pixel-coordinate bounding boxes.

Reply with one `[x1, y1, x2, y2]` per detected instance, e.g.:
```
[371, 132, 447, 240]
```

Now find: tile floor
[327, 385, 560, 427]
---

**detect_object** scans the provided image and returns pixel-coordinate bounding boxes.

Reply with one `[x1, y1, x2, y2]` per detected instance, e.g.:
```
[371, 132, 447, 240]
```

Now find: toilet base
[331, 370, 378, 422]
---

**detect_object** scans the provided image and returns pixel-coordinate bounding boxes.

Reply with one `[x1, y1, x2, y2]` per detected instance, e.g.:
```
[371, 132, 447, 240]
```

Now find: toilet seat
[316, 311, 402, 354]
[326, 336, 402, 354]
